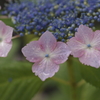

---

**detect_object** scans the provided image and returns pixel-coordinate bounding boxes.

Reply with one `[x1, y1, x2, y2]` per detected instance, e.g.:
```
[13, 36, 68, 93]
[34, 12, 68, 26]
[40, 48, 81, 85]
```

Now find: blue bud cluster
[1, 0, 100, 41]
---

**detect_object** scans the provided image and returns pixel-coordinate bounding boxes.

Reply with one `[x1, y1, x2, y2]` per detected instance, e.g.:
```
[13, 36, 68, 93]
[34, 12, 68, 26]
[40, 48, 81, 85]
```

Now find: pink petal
[51, 42, 71, 64]
[79, 48, 100, 68]
[75, 25, 94, 44]
[0, 21, 13, 42]
[39, 31, 57, 52]
[32, 59, 59, 81]
[0, 41, 12, 57]
[67, 37, 86, 57]
[22, 41, 44, 63]
[91, 30, 100, 50]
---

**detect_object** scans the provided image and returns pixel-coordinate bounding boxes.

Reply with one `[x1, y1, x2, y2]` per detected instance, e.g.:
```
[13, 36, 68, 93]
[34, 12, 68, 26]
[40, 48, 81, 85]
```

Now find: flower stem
[0, 16, 8, 19]
[12, 35, 20, 39]
[67, 56, 77, 100]
[51, 77, 70, 86]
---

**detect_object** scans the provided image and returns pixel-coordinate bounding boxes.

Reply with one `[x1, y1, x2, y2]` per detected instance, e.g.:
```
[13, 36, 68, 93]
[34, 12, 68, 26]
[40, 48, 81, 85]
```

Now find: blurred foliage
[42, 81, 100, 100]
[0, 61, 43, 100]
[81, 63, 100, 88]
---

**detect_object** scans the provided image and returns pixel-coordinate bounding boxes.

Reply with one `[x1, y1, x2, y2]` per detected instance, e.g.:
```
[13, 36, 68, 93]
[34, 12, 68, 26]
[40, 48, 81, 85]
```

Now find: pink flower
[22, 31, 71, 81]
[67, 25, 100, 68]
[0, 21, 13, 57]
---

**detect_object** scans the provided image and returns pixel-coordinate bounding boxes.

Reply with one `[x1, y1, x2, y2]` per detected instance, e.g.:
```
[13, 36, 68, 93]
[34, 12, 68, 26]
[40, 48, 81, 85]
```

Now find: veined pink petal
[67, 37, 86, 57]
[39, 31, 57, 52]
[79, 48, 100, 68]
[75, 25, 94, 44]
[32, 59, 59, 81]
[4, 26, 13, 42]
[51, 42, 71, 64]
[0, 41, 12, 57]
[0, 21, 13, 42]
[22, 41, 44, 63]
[91, 30, 100, 50]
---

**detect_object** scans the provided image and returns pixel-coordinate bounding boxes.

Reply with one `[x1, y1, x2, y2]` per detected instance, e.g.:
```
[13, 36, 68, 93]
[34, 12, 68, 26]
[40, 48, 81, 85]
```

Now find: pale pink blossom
[0, 21, 13, 57]
[22, 31, 71, 81]
[67, 25, 100, 68]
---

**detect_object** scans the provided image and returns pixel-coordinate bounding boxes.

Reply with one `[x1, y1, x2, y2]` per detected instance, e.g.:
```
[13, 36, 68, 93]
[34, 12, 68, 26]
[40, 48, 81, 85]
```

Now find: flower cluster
[2, 0, 100, 41]
[1, 0, 100, 81]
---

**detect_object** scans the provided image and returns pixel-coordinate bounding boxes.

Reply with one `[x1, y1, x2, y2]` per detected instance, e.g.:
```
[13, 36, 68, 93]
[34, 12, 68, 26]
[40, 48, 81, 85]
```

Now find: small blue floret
[87, 44, 92, 48]
[45, 54, 49, 58]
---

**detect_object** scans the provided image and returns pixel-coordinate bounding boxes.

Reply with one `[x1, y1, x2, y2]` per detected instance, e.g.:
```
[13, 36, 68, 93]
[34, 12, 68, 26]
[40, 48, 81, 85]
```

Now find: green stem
[67, 56, 77, 100]
[51, 77, 70, 86]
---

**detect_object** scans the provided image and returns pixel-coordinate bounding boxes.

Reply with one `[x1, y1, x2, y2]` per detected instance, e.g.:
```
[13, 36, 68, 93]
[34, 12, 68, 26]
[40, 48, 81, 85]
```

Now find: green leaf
[22, 34, 39, 45]
[8, 39, 20, 59]
[80, 62, 100, 88]
[0, 61, 43, 100]
[80, 83, 100, 100]
[0, 18, 14, 27]
[67, 57, 82, 82]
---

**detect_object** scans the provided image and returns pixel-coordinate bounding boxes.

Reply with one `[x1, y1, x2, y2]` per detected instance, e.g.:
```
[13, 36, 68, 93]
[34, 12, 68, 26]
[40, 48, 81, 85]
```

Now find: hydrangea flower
[0, 21, 13, 57]
[67, 25, 100, 68]
[22, 31, 71, 81]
